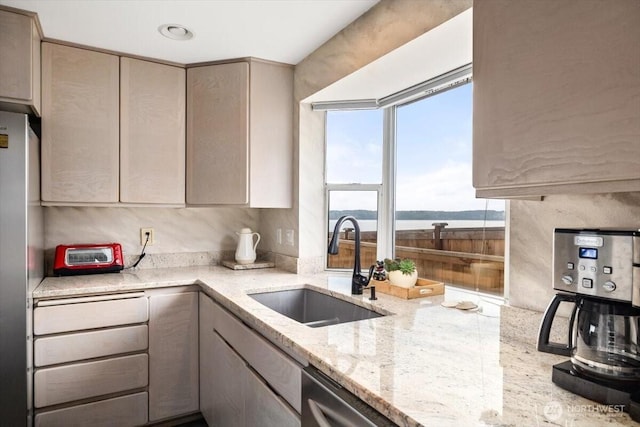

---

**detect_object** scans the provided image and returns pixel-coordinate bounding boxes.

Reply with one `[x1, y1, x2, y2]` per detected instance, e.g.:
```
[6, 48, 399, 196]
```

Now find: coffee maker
[538, 228, 640, 421]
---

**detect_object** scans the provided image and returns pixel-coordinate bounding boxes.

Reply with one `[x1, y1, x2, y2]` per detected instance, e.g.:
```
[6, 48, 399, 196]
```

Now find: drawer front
[34, 297, 149, 335]
[34, 354, 148, 408]
[35, 392, 148, 427]
[212, 300, 302, 412]
[34, 325, 148, 367]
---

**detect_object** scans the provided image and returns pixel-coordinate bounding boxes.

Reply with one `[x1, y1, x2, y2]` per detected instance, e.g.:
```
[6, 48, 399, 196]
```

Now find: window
[325, 110, 382, 270]
[323, 68, 506, 297]
[326, 189, 379, 270]
[394, 84, 505, 296]
[325, 109, 383, 184]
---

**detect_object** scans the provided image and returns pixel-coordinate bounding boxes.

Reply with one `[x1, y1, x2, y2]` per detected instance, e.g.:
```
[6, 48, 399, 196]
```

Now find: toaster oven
[53, 243, 124, 276]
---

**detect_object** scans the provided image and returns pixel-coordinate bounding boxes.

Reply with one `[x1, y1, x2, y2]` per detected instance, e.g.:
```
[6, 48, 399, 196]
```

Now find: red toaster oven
[53, 243, 124, 276]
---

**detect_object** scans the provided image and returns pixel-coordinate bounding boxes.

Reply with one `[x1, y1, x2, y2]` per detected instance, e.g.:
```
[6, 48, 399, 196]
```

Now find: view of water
[329, 219, 505, 232]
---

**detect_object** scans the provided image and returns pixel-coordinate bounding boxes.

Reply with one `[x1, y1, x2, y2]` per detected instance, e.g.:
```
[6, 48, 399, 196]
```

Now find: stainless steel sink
[249, 288, 384, 328]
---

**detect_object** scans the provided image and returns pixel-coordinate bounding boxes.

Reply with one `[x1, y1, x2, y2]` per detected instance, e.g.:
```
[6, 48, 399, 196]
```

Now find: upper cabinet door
[473, 0, 640, 198]
[0, 9, 41, 116]
[247, 60, 293, 208]
[41, 43, 119, 204]
[120, 58, 185, 205]
[186, 59, 293, 207]
[187, 62, 250, 205]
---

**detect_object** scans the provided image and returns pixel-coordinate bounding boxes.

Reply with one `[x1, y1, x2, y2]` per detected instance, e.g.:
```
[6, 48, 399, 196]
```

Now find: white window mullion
[378, 107, 396, 260]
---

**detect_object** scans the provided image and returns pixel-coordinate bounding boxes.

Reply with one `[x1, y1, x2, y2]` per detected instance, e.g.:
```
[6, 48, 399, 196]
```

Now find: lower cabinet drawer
[34, 296, 149, 335]
[34, 325, 148, 367]
[34, 392, 148, 427]
[34, 354, 148, 408]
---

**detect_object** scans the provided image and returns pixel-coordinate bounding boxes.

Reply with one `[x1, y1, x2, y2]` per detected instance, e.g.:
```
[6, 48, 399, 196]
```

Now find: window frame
[322, 65, 473, 270]
[324, 184, 383, 273]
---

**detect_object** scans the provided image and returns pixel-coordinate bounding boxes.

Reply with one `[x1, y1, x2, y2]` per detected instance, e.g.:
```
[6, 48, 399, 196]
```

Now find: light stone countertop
[34, 266, 638, 427]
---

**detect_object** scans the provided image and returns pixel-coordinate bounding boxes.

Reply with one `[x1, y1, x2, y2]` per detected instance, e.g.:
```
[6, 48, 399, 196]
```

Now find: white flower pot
[388, 270, 418, 288]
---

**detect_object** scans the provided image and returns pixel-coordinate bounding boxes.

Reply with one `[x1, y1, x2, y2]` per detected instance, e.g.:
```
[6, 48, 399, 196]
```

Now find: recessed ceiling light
[158, 24, 193, 41]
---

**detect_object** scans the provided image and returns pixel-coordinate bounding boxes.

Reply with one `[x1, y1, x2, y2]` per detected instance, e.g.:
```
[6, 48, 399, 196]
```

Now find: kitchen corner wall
[509, 192, 640, 312]
[44, 206, 259, 270]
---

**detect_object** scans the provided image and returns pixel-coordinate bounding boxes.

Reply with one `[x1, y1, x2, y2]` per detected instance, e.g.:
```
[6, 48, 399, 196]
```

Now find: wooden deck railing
[327, 227, 505, 296]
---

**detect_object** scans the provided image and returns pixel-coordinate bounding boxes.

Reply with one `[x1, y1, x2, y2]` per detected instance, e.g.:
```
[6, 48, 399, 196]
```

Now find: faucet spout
[328, 215, 372, 295]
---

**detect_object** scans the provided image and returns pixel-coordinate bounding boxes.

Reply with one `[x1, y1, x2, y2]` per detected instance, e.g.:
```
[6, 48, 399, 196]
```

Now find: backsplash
[44, 206, 259, 271]
[509, 192, 640, 312]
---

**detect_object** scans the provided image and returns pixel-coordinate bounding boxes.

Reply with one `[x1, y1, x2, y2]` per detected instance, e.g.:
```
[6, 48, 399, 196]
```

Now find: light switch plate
[285, 229, 294, 246]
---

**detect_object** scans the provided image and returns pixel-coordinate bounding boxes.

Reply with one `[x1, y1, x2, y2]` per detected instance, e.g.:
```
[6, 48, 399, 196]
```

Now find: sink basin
[249, 288, 384, 328]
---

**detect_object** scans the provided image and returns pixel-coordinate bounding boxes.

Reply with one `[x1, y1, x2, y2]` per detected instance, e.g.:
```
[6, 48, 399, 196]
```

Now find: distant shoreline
[329, 209, 505, 221]
[328, 219, 505, 232]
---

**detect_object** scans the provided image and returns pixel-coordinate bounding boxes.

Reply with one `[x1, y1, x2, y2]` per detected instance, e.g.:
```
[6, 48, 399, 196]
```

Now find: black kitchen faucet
[328, 215, 374, 296]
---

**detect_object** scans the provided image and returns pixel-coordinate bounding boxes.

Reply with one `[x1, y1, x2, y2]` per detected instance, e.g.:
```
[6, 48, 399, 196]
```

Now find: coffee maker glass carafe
[571, 297, 640, 380]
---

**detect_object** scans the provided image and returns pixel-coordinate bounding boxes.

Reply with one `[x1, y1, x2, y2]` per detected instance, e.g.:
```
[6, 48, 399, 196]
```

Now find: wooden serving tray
[371, 278, 444, 299]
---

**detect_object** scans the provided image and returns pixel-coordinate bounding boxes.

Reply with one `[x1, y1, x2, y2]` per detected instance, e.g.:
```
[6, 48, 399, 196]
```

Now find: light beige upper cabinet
[41, 43, 120, 204]
[0, 7, 41, 116]
[473, 0, 640, 198]
[42, 43, 187, 206]
[187, 59, 293, 207]
[120, 57, 185, 205]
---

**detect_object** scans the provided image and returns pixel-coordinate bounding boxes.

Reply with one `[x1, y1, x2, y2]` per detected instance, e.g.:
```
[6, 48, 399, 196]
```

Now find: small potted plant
[384, 258, 418, 288]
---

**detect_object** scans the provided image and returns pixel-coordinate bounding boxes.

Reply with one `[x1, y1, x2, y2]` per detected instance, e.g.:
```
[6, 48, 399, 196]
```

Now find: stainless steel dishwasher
[301, 366, 395, 426]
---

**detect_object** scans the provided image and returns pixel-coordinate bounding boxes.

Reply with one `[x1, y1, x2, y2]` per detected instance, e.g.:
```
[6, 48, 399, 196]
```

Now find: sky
[326, 83, 504, 212]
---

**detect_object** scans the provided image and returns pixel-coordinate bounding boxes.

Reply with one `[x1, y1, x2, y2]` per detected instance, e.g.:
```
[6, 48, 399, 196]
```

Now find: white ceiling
[0, 0, 379, 64]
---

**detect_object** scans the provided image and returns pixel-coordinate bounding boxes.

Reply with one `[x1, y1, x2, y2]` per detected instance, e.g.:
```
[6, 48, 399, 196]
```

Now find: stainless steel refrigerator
[0, 110, 44, 426]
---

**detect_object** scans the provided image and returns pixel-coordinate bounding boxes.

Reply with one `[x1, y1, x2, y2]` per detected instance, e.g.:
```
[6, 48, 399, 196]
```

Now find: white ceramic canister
[235, 228, 261, 265]
[388, 270, 418, 288]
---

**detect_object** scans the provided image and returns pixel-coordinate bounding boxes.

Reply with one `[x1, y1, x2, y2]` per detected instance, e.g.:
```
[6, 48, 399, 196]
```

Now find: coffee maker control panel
[553, 229, 639, 304]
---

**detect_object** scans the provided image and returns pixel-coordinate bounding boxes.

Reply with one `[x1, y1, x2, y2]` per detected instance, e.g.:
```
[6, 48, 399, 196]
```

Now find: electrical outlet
[285, 229, 294, 246]
[140, 228, 154, 246]
[276, 228, 282, 245]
